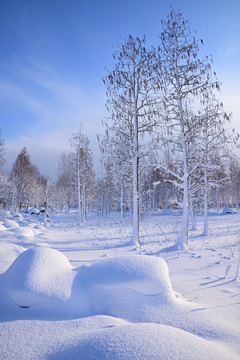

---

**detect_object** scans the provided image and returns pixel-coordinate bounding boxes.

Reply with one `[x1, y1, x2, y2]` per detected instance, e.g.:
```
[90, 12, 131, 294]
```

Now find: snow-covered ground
[0, 209, 240, 359]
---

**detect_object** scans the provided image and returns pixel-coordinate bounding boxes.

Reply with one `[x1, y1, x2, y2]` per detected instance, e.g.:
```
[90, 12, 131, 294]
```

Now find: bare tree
[229, 153, 240, 210]
[10, 147, 40, 210]
[157, 9, 219, 249]
[103, 35, 159, 246]
[195, 97, 233, 235]
[71, 126, 95, 225]
[0, 131, 9, 209]
[56, 153, 75, 210]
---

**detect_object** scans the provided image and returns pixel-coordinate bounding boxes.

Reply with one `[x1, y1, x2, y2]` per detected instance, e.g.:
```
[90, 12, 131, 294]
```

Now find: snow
[0, 242, 26, 273]
[27, 207, 41, 215]
[0, 209, 240, 359]
[48, 323, 238, 360]
[11, 211, 24, 220]
[3, 218, 20, 229]
[0, 223, 7, 231]
[5, 247, 74, 308]
[223, 207, 236, 214]
[0, 210, 12, 219]
[12, 226, 35, 239]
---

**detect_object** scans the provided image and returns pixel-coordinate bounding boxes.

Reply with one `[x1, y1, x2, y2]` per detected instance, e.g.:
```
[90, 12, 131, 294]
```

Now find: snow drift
[5, 247, 74, 308]
[3, 219, 20, 229]
[4, 247, 175, 316]
[70, 254, 175, 319]
[49, 322, 238, 360]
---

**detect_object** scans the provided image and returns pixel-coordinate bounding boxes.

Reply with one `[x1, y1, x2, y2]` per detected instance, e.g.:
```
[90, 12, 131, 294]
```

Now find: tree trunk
[120, 178, 124, 224]
[77, 149, 82, 226]
[216, 187, 220, 212]
[189, 193, 197, 231]
[203, 119, 208, 235]
[177, 94, 188, 249]
[236, 187, 239, 210]
[174, 40, 189, 250]
[129, 59, 139, 247]
[203, 167, 208, 236]
[131, 153, 139, 245]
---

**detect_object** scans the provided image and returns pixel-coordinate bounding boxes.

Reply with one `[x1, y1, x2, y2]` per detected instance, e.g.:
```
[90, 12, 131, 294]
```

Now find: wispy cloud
[1, 61, 106, 177]
[1, 61, 106, 128]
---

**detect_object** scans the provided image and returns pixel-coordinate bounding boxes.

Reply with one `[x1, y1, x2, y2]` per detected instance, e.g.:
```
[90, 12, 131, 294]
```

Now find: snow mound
[3, 219, 20, 229]
[27, 207, 40, 215]
[12, 226, 35, 239]
[11, 211, 24, 220]
[0, 242, 26, 273]
[0, 223, 7, 231]
[50, 322, 239, 360]
[78, 255, 172, 286]
[22, 219, 39, 227]
[223, 207, 235, 214]
[0, 210, 12, 219]
[3, 247, 175, 318]
[5, 247, 74, 308]
[70, 255, 175, 319]
[33, 224, 46, 231]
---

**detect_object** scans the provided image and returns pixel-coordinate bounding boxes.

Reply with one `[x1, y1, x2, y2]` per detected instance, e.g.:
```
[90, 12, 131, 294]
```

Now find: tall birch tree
[197, 97, 231, 235]
[103, 35, 159, 246]
[0, 132, 7, 207]
[157, 9, 218, 249]
[56, 153, 75, 210]
[71, 127, 95, 225]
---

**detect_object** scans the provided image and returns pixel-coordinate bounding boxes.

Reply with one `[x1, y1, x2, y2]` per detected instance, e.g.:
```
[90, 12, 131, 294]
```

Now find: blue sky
[0, 0, 240, 177]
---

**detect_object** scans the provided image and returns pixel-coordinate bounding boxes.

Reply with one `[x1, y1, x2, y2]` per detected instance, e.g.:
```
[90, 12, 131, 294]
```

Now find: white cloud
[1, 62, 107, 177]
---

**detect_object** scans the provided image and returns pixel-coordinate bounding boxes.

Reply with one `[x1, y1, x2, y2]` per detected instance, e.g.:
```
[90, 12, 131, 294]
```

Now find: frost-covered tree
[71, 127, 95, 225]
[0, 131, 5, 171]
[229, 153, 240, 210]
[10, 147, 40, 210]
[99, 126, 133, 223]
[157, 9, 219, 249]
[56, 153, 75, 210]
[103, 35, 159, 246]
[0, 132, 9, 209]
[195, 97, 232, 235]
[97, 135, 119, 217]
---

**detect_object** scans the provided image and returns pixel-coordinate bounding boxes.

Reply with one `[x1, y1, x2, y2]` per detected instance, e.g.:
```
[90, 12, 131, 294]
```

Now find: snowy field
[0, 209, 240, 359]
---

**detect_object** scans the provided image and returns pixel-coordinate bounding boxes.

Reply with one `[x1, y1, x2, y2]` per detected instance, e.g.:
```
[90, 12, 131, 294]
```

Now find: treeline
[0, 123, 240, 226]
[0, 144, 53, 211]
[0, 9, 239, 248]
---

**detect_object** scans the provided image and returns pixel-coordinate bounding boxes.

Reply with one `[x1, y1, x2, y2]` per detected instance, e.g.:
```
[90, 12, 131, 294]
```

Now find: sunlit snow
[0, 209, 239, 359]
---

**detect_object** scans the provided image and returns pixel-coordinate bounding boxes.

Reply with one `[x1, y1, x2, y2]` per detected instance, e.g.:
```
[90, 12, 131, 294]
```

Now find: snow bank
[3, 246, 238, 358]
[0, 316, 238, 360]
[0, 242, 26, 273]
[0, 223, 7, 231]
[0, 316, 129, 360]
[12, 226, 35, 239]
[27, 207, 40, 215]
[49, 322, 239, 360]
[11, 211, 24, 220]
[0, 210, 12, 219]
[3, 219, 20, 229]
[3, 247, 175, 317]
[70, 255, 175, 319]
[5, 247, 74, 308]
[77, 255, 172, 287]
